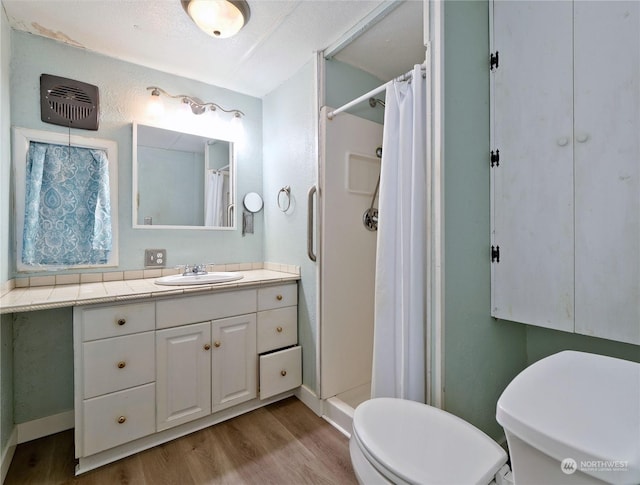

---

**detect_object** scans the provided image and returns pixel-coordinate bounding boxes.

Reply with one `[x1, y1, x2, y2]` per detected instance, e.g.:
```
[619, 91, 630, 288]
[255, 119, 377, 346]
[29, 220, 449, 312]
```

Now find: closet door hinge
[490, 51, 499, 71]
[491, 149, 500, 167]
[491, 245, 500, 263]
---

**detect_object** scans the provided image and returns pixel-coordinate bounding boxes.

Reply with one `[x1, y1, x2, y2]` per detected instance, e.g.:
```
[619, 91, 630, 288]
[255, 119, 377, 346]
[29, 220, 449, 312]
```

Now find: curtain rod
[327, 81, 390, 120]
[327, 63, 426, 120]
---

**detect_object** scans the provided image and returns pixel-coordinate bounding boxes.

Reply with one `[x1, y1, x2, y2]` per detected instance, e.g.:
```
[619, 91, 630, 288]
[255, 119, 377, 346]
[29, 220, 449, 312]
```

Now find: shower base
[322, 382, 371, 437]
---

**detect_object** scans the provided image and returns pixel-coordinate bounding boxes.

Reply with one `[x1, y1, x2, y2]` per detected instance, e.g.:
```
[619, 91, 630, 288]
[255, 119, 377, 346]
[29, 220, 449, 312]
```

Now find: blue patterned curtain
[22, 142, 112, 266]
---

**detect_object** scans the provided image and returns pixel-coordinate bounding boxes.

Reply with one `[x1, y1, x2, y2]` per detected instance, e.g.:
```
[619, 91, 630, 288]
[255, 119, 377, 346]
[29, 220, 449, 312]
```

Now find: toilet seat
[352, 398, 508, 485]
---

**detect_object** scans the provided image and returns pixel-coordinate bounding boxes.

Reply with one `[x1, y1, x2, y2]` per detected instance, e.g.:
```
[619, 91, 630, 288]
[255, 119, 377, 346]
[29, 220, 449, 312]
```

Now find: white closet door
[574, 2, 640, 344]
[491, 1, 574, 330]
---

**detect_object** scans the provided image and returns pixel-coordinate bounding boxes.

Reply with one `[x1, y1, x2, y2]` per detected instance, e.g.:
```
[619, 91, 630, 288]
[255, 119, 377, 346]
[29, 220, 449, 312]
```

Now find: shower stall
[318, 106, 383, 432]
[308, 0, 444, 436]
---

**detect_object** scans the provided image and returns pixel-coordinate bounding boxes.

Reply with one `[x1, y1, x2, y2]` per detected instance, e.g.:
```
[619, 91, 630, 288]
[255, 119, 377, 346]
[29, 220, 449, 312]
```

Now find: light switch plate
[145, 249, 166, 267]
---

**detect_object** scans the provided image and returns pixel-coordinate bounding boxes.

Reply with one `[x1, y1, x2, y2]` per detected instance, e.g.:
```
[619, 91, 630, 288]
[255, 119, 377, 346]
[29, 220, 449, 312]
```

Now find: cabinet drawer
[258, 284, 297, 311]
[80, 302, 155, 341]
[83, 332, 155, 399]
[257, 307, 297, 353]
[82, 383, 155, 456]
[259, 346, 301, 400]
[156, 289, 257, 329]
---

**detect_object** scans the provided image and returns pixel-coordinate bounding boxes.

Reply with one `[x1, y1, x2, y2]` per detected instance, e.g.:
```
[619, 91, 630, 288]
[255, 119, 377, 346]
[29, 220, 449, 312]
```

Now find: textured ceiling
[2, 0, 425, 98]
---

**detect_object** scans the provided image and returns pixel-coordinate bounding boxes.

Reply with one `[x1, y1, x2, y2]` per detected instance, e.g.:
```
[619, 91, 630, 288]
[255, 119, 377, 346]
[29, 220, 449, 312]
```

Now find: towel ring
[277, 186, 291, 212]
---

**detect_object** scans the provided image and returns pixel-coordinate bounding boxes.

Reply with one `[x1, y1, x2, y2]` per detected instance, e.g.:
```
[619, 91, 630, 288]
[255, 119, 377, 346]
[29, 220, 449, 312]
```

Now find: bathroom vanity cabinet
[73, 282, 300, 474]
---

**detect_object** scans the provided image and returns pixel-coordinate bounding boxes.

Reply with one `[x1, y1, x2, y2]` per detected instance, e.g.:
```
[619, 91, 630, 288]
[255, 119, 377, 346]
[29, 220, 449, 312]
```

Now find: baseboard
[1, 426, 17, 484]
[17, 410, 74, 444]
[294, 385, 322, 416]
[322, 396, 353, 438]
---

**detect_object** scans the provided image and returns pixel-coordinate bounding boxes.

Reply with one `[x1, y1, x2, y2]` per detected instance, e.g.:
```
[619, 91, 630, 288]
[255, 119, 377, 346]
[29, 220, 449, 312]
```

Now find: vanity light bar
[146, 86, 245, 118]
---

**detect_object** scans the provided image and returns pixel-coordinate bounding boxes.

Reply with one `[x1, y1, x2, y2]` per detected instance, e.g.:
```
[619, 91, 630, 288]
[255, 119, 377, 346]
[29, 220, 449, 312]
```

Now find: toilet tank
[497, 351, 640, 485]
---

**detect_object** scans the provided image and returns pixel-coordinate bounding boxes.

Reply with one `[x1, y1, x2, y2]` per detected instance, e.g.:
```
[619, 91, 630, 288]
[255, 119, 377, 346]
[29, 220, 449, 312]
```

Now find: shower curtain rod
[327, 82, 390, 120]
[327, 63, 425, 120]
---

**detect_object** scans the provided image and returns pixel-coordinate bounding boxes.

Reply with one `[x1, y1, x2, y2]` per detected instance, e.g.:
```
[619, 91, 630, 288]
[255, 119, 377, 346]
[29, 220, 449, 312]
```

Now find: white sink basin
[154, 272, 243, 286]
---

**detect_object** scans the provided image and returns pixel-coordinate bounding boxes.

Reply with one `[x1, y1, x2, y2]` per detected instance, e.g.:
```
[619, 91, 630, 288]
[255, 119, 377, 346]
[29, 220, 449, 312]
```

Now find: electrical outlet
[145, 249, 166, 267]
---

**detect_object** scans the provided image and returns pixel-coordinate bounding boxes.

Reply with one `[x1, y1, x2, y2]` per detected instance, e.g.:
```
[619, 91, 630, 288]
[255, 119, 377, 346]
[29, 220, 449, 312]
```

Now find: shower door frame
[313, 0, 445, 409]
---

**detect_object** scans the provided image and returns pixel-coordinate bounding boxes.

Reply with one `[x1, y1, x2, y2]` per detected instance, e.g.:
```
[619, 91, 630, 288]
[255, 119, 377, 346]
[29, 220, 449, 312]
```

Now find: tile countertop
[0, 270, 300, 314]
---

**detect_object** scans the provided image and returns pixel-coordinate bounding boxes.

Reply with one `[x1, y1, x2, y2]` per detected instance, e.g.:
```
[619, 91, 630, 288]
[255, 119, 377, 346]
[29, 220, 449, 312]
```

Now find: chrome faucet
[178, 264, 208, 276]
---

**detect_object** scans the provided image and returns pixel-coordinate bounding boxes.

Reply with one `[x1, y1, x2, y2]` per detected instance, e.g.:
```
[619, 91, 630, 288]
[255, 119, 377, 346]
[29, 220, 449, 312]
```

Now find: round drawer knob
[280, 370, 287, 377]
[117, 318, 126, 326]
[276, 294, 283, 301]
[276, 326, 283, 333]
[117, 361, 126, 369]
[214, 341, 221, 348]
[117, 416, 126, 424]
[204, 343, 211, 351]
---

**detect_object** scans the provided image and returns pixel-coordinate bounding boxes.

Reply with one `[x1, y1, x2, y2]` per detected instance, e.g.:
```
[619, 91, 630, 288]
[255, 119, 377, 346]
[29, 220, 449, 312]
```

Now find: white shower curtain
[371, 64, 427, 402]
[205, 170, 225, 226]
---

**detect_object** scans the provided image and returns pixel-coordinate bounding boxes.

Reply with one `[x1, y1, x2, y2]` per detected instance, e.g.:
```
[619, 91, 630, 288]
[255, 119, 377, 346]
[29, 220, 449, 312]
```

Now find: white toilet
[350, 351, 640, 485]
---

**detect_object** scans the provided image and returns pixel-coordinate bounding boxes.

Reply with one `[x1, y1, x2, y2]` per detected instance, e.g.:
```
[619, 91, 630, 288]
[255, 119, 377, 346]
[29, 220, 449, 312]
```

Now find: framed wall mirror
[132, 122, 236, 230]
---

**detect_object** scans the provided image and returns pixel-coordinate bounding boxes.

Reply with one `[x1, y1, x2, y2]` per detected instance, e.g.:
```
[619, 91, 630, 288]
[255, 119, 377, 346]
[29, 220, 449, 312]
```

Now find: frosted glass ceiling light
[182, 0, 251, 38]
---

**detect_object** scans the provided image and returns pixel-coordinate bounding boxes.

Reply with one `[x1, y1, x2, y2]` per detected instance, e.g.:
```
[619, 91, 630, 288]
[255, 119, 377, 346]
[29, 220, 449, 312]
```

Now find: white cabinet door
[492, 1, 640, 345]
[156, 322, 212, 431]
[491, 1, 575, 330]
[573, 2, 640, 345]
[211, 314, 257, 413]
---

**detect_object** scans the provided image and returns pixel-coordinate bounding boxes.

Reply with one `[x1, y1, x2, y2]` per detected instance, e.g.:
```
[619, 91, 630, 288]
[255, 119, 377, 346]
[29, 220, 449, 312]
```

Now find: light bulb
[147, 91, 164, 118]
[209, 107, 223, 131]
[230, 113, 245, 144]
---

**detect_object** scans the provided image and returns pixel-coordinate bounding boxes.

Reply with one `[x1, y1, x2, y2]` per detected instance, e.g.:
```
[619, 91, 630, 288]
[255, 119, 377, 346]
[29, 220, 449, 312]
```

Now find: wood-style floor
[5, 397, 358, 485]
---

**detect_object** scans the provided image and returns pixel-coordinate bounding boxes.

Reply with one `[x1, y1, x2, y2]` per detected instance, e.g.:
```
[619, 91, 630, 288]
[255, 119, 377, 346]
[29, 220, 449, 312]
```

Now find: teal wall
[526, 326, 640, 365]
[13, 309, 73, 422]
[1, 314, 13, 453]
[0, 4, 10, 284]
[442, 0, 528, 441]
[10, 31, 264, 277]
[262, 60, 319, 391]
[442, 0, 640, 443]
[1, 6, 14, 456]
[325, 59, 385, 124]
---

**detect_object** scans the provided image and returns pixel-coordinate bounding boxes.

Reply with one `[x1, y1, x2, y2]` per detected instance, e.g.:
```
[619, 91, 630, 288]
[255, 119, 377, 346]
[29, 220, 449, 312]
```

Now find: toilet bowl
[350, 351, 640, 485]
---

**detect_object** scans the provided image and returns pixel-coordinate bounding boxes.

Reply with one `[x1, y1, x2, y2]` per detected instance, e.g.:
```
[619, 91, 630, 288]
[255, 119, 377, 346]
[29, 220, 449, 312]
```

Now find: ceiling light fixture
[146, 87, 245, 118]
[181, 0, 251, 39]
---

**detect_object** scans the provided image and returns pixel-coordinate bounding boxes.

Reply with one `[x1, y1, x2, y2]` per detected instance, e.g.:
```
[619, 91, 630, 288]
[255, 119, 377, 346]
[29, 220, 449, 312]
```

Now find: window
[13, 127, 118, 271]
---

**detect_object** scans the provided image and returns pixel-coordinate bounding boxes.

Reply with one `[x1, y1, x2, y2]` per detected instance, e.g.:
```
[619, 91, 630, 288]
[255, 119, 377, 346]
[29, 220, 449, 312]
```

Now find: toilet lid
[352, 398, 508, 485]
